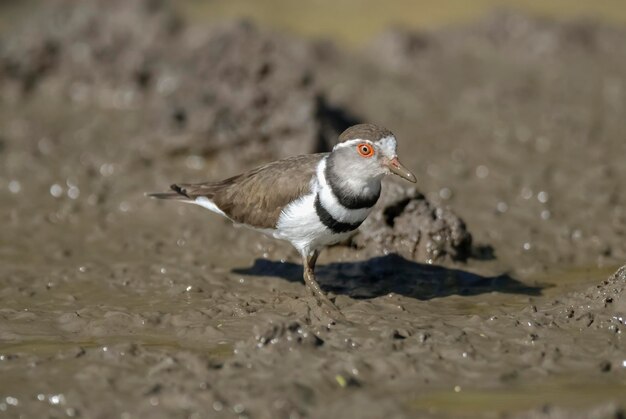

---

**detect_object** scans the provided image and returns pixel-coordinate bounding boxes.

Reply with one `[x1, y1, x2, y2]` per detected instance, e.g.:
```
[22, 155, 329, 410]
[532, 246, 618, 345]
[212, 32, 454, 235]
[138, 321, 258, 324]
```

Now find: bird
[148, 123, 416, 319]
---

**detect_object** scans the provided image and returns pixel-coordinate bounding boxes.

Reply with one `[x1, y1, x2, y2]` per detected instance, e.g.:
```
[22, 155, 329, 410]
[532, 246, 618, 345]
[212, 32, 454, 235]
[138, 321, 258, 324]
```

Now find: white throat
[315, 158, 376, 223]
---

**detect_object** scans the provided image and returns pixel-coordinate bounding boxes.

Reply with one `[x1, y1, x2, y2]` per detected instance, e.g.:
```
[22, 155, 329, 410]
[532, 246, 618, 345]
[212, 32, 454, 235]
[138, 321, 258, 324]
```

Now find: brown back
[174, 154, 326, 229]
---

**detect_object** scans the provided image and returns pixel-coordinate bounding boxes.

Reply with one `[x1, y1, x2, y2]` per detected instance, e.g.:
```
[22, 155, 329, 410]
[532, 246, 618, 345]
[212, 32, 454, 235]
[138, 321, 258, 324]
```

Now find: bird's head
[330, 123, 416, 184]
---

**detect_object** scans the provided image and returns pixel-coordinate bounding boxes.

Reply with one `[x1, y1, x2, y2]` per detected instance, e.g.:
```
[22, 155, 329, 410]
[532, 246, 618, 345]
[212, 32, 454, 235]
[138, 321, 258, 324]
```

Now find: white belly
[275, 193, 356, 256]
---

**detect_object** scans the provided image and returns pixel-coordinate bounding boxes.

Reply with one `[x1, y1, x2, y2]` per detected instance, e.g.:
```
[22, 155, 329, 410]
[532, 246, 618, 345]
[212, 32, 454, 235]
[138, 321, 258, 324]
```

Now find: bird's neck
[317, 156, 381, 210]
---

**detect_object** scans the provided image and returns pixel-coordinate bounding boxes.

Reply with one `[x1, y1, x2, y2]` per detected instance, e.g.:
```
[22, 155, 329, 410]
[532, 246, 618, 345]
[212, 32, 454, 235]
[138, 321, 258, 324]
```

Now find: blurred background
[2, 0, 623, 272]
[182, 0, 626, 45]
[1, 1, 626, 418]
[4, 0, 626, 44]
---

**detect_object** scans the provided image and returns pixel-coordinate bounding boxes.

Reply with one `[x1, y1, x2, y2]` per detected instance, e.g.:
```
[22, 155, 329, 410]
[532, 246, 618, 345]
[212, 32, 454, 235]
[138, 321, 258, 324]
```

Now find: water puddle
[395, 264, 621, 317]
[0, 337, 233, 358]
[529, 264, 620, 298]
[408, 375, 626, 417]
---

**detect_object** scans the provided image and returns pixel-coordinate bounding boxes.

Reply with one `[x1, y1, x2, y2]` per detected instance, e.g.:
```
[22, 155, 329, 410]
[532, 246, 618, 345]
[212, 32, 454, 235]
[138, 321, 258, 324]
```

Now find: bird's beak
[387, 157, 417, 183]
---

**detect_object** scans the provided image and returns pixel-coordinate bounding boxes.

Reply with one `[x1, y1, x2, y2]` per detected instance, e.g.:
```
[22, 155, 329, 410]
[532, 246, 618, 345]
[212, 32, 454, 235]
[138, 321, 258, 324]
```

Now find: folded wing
[149, 154, 326, 229]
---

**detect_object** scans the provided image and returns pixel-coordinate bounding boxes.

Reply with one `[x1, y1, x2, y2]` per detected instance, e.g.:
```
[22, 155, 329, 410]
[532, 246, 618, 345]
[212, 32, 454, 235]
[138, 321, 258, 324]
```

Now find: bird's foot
[316, 294, 346, 322]
[304, 298, 347, 326]
[302, 260, 348, 324]
[304, 281, 346, 322]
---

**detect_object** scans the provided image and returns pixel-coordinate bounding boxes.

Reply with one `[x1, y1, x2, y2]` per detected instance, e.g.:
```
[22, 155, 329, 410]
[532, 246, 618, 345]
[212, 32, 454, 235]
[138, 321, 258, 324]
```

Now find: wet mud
[0, 1, 625, 418]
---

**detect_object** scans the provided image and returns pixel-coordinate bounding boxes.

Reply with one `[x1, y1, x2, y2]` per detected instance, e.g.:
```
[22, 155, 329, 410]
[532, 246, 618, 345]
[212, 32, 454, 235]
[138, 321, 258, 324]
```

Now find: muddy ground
[0, 1, 625, 418]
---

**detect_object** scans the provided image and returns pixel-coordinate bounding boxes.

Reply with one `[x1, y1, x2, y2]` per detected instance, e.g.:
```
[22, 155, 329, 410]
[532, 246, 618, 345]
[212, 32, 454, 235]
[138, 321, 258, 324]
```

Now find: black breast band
[325, 160, 381, 209]
[314, 194, 364, 234]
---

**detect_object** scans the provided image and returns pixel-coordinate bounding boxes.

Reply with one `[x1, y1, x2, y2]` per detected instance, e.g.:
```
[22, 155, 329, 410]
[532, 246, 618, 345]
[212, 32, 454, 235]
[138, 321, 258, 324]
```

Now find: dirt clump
[350, 181, 473, 263]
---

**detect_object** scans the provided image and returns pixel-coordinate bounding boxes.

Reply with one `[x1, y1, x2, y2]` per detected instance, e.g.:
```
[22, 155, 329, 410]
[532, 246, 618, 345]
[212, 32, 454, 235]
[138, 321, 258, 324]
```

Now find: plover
[149, 124, 416, 318]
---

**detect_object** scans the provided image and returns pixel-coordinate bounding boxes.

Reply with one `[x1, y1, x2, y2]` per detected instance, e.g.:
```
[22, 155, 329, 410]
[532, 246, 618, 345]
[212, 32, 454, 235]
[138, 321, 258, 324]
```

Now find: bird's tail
[146, 184, 190, 200]
[147, 192, 188, 200]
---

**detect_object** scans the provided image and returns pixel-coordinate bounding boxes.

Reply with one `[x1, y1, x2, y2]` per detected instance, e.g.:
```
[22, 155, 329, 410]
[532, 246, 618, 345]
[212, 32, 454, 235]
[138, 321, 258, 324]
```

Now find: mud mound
[0, 0, 352, 167]
[350, 182, 472, 262]
[550, 266, 626, 333]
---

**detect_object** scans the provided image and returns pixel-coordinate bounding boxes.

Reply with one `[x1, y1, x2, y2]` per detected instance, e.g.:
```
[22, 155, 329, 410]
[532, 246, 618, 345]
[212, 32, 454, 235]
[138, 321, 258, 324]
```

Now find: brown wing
[173, 154, 326, 229]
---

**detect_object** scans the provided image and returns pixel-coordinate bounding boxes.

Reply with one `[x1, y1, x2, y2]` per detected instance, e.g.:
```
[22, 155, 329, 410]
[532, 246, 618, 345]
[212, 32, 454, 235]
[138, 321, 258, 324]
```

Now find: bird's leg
[302, 250, 321, 298]
[302, 250, 344, 319]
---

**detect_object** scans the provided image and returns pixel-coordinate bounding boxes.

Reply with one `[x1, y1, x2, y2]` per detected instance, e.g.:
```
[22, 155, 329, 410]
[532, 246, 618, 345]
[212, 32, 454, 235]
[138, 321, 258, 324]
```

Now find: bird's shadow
[232, 253, 543, 300]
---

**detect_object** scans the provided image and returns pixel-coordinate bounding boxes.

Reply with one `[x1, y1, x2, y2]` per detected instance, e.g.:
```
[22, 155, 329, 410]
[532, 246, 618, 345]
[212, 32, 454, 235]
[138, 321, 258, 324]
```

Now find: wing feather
[170, 154, 326, 229]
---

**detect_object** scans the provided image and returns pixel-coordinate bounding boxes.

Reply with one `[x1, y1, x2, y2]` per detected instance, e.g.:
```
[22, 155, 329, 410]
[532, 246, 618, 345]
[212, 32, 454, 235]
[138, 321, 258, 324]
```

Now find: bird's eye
[357, 143, 374, 158]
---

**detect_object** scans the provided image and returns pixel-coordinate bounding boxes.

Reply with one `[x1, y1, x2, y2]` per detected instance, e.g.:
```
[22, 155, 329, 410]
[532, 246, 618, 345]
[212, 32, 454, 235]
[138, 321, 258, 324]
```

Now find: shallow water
[410, 376, 626, 417]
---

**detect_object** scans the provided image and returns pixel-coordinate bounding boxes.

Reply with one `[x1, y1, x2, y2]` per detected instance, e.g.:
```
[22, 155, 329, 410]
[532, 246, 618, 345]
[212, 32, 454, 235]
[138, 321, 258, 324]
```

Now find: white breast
[275, 193, 330, 255]
[275, 157, 373, 256]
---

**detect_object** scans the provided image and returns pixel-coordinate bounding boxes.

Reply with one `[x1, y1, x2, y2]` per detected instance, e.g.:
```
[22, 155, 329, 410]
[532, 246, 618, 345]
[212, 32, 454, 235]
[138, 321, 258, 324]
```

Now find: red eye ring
[357, 143, 374, 158]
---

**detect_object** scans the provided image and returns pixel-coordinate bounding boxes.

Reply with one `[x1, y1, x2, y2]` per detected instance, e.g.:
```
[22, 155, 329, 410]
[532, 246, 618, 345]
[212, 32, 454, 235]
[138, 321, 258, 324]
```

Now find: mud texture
[351, 182, 473, 263]
[1, 1, 625, 418]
